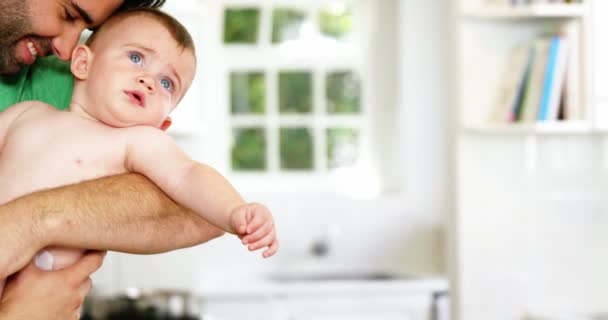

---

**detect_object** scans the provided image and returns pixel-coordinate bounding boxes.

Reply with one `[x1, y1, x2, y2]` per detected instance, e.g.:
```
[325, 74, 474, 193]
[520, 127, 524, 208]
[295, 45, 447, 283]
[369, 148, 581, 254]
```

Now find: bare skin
[0, 251, 106, 320]
[0, 173, 224, 280]
[0, 13, 278, 297]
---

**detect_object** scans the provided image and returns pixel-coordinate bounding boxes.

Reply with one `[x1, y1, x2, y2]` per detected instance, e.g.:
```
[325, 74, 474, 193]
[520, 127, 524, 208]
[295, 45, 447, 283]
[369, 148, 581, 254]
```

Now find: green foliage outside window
[230, 72, 266, 114]
[224, 8, 260, 44]
[327, 128, 359, 169]
[327, 71, 361, 114]
[279, 71, 312, 114]
[319, 5, 353, 40]
[231, 128, 266, 170]
[280, 127, 313, 170]
[272, 8, 306, 43]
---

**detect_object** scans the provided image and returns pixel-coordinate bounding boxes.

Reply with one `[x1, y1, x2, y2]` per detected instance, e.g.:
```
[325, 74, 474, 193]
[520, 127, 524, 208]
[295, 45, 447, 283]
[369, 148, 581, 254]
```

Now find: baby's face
[84, 15, 196, 129]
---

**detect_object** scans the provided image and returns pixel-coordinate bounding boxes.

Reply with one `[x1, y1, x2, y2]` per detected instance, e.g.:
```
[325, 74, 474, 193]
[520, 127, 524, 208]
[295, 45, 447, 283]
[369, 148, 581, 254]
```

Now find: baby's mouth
[124, 90, 146, 108]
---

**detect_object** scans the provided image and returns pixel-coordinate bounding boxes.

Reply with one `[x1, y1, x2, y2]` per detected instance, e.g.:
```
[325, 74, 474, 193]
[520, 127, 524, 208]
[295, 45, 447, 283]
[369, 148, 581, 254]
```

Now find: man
[0, 1, 224, 318]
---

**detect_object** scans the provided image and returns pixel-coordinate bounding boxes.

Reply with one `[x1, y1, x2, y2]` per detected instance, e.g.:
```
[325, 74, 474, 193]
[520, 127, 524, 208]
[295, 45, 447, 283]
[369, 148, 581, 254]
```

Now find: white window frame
[168, 0, 395, 197]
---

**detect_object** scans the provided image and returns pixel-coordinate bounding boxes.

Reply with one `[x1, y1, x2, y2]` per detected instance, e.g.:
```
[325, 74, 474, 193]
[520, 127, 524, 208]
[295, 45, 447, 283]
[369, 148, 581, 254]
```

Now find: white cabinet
[450, 0, 608, 320]
[592, 0, 608, 128]
[593, 0, 608, 100]
[281, 294, 432, 320]
[201, 293, 434, 320]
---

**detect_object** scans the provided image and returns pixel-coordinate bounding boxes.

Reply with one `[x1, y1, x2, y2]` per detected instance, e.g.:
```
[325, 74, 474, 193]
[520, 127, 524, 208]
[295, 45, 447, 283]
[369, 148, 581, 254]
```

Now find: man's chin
[0, 60, 24, 75]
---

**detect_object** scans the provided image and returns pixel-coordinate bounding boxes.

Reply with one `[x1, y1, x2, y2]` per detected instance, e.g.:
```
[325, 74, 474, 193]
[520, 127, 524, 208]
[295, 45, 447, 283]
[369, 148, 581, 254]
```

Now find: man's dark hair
[119, 0, 166, 11]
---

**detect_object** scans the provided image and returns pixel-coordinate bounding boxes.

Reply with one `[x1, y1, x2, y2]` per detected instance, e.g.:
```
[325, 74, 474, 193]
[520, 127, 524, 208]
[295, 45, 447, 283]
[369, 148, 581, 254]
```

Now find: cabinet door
[594, 0, 608, 100]
[284, 294, 431, 320]
[593, 0, 608, 128]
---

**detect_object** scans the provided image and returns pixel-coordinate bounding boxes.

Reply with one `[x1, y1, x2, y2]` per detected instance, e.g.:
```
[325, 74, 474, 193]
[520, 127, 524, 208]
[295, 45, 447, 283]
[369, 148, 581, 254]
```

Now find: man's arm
[0, 173, 225, 279]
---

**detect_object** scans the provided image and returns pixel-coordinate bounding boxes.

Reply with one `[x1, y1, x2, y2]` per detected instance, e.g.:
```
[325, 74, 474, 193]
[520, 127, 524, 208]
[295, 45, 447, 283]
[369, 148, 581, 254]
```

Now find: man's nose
[51, 27, 84, 61]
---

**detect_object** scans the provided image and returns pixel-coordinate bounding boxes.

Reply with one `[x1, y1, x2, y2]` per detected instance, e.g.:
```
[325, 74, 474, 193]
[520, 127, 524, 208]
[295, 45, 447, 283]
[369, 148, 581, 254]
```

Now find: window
[174, 0, 397, 197]
[222, 1, 369, 182]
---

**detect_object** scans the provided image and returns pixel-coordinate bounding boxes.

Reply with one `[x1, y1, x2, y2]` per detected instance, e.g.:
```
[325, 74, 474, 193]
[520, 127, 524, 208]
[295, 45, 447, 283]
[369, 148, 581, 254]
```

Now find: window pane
[279, 71, 312, 114]
[327, 128, 359, 169]
[232, 128, 266, 170]
[326, 71, 361, 114]
[280, 127, 313, 170]
[272, 8, 307, 44]
[230, 72, 265, 114]
[224, 8, 260, 44]
[319, 3, 353, 40]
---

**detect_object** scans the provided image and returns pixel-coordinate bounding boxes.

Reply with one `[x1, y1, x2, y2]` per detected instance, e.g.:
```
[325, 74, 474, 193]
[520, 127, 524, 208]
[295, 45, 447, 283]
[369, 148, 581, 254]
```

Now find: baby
[0, 8, 278, 297]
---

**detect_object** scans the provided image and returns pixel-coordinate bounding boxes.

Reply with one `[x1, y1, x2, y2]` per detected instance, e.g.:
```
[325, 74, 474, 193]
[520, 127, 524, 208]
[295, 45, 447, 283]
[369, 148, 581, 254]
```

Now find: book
[519, 37, 551, 122]
[561, 20, 582, 120]
[509, 46, 534, 121]
[537, 36, 569, 121]
[490, 45, 532, 123]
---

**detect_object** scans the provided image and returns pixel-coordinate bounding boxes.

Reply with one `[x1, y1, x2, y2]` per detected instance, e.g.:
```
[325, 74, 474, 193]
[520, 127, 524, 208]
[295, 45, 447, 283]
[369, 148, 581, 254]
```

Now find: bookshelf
[450, 1, 608, 320]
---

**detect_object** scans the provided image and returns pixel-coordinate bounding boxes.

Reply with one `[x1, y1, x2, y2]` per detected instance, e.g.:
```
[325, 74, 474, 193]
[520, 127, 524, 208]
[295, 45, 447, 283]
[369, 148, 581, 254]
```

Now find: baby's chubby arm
[124, 127, 279, 257]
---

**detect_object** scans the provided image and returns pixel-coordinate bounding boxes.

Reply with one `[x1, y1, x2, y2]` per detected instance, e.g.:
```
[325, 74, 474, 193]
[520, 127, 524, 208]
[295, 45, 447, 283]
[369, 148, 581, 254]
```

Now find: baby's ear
[70, 44, 93, 80]
[159, 116, 172, 131]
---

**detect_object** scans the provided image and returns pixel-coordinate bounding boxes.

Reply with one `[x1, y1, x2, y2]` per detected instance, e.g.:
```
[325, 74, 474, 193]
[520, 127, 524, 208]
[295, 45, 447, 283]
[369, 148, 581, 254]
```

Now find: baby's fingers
[246, 227, 276, 251]
[262, 240, 279, 258]
[242, 221, 272, 245]
[245, 206, 271, 234]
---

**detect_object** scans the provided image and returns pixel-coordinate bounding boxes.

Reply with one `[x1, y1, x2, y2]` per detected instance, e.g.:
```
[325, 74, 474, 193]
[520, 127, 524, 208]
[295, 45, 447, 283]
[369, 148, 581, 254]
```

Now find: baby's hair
[86, 8, 195, 57]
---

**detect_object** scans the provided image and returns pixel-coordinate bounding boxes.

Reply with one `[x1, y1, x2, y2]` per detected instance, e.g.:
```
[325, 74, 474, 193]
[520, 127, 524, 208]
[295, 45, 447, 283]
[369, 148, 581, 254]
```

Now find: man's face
[0, 0, 122, 75]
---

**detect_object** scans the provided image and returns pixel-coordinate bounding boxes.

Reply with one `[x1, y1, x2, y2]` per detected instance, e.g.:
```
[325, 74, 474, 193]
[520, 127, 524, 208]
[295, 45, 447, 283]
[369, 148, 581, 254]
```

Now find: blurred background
[85, 0, 608, 319]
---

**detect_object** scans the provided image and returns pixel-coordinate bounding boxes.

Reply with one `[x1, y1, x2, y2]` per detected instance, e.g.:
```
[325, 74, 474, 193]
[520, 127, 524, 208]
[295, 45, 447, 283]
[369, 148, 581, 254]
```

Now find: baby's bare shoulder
[123, 126, 172, 141]
[10, 100, 56, 112]
[7, 101, 59, 119]
[121, 126, 177, 150]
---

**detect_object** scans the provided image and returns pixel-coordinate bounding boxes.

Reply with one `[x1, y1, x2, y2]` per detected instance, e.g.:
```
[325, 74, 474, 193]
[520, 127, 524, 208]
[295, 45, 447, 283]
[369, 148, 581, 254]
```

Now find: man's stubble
[0, 0, 31, 75]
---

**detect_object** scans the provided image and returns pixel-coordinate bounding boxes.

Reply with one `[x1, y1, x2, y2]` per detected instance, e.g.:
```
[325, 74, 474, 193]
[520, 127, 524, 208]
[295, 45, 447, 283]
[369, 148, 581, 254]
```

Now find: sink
[267, 271, 414, 282]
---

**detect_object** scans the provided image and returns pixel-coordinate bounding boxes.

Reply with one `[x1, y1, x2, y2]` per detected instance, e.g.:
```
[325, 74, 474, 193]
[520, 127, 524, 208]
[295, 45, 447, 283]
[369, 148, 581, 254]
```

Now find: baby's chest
[2, 122, 129, 183]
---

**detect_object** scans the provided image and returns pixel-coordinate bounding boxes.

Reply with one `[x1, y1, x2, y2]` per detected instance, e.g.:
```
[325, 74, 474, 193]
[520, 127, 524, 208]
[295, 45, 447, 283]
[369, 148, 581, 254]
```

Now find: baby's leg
[0, 278, 4, 300]
[35, 246, 85, 271]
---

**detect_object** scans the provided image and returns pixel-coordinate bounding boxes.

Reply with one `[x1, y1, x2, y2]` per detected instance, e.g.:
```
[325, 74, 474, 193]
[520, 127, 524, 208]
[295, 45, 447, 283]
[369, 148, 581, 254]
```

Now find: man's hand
[230, 203, 279, 258]
[0, 251, 105, 320]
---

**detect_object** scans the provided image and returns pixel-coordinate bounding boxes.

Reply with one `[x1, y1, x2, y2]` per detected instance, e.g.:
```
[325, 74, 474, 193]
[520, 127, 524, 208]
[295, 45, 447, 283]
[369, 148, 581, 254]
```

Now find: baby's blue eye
[160, 78, 173, 90]
[129, 52, 142, 64]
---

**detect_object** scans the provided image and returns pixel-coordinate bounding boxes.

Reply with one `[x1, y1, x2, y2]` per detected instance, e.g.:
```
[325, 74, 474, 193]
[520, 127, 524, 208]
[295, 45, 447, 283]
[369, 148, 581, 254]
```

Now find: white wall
[92, 0, 451, 295]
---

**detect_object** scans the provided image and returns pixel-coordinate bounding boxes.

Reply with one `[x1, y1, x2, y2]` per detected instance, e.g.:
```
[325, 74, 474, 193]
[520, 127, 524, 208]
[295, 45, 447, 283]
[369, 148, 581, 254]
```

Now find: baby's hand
[229, 203, 279, 258]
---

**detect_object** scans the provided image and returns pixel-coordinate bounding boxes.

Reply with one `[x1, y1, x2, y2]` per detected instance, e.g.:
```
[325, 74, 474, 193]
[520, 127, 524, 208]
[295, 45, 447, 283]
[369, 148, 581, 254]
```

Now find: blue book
[537, 36, 560, 121]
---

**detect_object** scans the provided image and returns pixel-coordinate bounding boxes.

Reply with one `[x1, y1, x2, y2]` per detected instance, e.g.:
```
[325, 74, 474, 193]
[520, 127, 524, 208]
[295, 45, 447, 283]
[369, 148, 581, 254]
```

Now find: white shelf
[463, 121, 594, 135]
[462, 4, 588, 19]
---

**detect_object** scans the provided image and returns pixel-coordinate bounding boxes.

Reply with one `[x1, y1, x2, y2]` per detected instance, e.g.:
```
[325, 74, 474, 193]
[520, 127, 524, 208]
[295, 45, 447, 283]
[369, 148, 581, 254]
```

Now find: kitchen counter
[196, 273, 448, 298]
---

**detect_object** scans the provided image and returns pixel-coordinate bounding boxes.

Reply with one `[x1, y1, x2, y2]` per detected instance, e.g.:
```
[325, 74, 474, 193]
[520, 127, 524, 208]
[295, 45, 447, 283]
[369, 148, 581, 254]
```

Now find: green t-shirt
[0, 56, 73, 112]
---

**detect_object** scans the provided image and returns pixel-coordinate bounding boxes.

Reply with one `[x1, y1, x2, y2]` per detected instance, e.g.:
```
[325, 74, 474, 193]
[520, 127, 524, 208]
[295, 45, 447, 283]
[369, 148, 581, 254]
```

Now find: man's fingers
[77, 277, 93, 299]
[65, 250, 106, 281]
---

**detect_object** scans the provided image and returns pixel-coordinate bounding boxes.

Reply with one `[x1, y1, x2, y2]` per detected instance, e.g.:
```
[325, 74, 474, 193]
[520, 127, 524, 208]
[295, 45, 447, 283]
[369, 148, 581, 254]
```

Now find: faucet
[310, 224, 341, 258]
